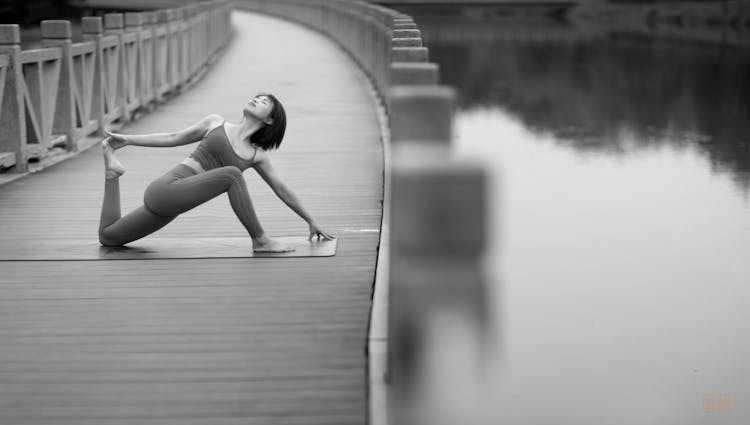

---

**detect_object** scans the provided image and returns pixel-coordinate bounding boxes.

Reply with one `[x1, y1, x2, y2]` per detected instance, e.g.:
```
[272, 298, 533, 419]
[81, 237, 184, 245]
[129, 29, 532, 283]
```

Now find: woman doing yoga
[98, 93, 333, 253]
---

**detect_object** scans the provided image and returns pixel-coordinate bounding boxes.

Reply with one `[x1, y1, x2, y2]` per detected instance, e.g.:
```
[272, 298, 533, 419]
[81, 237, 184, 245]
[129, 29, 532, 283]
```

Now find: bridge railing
[0, 0, 233, 174]
[234, 1, 490, 424]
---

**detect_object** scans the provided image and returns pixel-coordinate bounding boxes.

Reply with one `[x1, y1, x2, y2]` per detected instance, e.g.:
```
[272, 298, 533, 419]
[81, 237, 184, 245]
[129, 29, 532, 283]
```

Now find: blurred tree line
[0, 0, 81, 25]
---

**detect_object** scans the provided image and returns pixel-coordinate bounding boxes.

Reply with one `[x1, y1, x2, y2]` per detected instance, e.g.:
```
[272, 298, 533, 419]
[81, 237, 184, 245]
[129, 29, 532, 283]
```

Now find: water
[408, 10, 750, 425]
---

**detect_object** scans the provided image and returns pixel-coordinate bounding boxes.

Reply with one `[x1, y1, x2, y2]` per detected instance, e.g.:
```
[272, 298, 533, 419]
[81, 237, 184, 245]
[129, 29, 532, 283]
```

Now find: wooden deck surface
[0, 10, 383, 425]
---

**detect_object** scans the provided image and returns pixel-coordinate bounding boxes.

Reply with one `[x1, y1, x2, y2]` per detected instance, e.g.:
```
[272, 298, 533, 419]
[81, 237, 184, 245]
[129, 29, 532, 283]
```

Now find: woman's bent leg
[99, 206, 175, 246]
[99, 178, 122, 235]
[145, 166, 265, 238]
[98, 173, 174, 247]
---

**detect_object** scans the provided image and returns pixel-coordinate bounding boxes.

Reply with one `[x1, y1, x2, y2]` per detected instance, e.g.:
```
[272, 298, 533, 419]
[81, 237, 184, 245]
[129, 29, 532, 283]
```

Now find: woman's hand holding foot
[252, 234, 295, 253]
[104, 129, 129, 150]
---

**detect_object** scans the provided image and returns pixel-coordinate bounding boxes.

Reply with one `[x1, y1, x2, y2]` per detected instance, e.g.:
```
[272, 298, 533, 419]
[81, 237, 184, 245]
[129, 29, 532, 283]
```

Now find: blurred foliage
[415, 15, 750, 189]
[0, 0, 77, 25]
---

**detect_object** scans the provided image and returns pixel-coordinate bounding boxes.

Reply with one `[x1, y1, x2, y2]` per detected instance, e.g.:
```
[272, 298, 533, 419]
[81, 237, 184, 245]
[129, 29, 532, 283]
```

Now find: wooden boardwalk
[0, 10, 382, 425]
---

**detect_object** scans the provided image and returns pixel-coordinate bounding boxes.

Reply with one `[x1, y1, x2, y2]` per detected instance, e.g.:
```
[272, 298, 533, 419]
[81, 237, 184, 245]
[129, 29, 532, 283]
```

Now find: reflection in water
[417, 16, 750, 192]
[399, 9, 750, 425]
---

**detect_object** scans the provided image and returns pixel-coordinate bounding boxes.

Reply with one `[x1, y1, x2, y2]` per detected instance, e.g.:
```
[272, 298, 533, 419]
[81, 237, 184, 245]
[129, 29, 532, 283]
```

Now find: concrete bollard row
[387, 12, 490, 425]
[0, 0, 233, 173]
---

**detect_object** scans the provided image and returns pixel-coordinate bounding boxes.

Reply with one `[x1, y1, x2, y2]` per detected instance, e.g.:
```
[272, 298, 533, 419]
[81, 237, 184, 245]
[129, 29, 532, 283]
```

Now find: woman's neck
[226, 117, 264, 142]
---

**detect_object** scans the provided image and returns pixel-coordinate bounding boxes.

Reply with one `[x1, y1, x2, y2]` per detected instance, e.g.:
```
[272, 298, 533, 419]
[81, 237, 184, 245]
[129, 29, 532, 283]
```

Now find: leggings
[98, 164, 264, 246]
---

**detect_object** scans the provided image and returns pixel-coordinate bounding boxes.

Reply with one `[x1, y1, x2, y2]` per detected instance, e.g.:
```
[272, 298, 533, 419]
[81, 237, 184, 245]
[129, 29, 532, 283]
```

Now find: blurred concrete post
[0, 24, 25, 171]
[391, 27, 428, 63]
[393, 22, 417, 30]
[388, 86, 489, 425]
[393, 29, 421, 39]
[390, 63, 439, 86]
[42, 20, 76, 151]
[392, 37, 422, 47]
[389, 85, 453, 146]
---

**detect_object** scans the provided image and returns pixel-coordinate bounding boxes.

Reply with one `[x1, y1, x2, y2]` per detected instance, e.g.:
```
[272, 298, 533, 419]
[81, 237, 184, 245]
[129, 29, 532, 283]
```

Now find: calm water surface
[410, 10, 750, 424]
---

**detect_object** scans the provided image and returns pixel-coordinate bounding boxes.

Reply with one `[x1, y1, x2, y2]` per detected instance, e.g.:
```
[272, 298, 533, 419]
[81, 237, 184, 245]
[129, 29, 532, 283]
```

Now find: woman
[99, 93, 333, 253]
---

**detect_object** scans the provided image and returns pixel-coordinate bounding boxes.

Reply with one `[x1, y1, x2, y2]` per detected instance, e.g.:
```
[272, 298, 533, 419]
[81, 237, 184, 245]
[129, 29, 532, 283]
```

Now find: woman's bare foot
[252, 235, 295, 253]
[102, 138, 125, 180]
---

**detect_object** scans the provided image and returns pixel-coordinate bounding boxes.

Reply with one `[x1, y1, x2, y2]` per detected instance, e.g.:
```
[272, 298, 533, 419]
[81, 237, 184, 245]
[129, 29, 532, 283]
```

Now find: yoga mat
[0, 237, 337, 261]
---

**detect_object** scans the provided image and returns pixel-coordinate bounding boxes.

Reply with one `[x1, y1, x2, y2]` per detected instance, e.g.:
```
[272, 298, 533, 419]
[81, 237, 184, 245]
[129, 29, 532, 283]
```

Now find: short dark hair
[249, 93, 286, 150]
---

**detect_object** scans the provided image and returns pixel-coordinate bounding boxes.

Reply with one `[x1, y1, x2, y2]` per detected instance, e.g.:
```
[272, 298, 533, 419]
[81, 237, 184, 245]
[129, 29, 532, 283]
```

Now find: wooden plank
[0, 10, 381, 425]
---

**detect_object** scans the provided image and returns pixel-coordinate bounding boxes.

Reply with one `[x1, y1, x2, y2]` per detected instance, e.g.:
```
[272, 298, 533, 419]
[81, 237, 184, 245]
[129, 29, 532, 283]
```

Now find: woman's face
[244, 95, 274, 123]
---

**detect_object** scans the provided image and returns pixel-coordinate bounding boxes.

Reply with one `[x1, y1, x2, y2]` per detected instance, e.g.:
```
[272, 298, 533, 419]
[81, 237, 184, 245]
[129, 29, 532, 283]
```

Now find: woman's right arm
[104, 114, 222, 149]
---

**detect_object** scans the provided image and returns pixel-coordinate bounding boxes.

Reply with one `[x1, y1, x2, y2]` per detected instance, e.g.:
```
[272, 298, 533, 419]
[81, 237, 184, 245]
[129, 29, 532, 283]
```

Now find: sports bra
[188, 123, 257, 172]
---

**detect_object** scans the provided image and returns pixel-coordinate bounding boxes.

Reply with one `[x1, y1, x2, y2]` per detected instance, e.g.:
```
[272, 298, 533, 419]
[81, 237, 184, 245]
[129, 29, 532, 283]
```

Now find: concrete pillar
[0, 24, 25, 171]
[104, 13, 128, 123]
[125, 12, 145, 109]
[155, 9, 171, 97]
[165, 9, 182, 90]
[172, 7, 188, 85]
[393, 29, 420, 39]
[391, 47, 429, 63]
[393, 22, 417, 30]
[390, 62, 439, 86]
[141, 11, 158, 106]
[104, 13, 124, 33]
[42, 20, 77, 151]
[389, 158, 488, 425]
[388, 85, 453, 147]
[392, 37, 422, 47]
[388, 85, 489, 425]
[82, 16, 106, 134]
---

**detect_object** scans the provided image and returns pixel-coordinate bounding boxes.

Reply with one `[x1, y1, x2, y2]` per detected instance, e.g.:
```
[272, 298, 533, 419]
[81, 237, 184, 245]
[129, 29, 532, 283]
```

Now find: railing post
[104, 13, 129, 123]
[82, 16, 106, 135]
[388, 86, 488, 425]
[186, 5, 199, 78]
[0, 24, 25, 171]
[388, 86, 453, 145]
[42, 20, 76, 152]
[392, 37, 422, 48]
[167, 9, 182, 92]
[390, 62, 439, 86]
[155, 10, 171, 99]
[125, 12, 144, 114]
[177, 7, 190, 85]
[142, 11, 158, 107]
[391, 47, 428, 63]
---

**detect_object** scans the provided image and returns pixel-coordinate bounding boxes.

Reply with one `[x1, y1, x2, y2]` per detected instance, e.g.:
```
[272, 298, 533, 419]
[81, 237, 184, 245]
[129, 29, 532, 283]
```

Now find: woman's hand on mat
[308, 222, 334, 241]
[104, 129, 128, 150]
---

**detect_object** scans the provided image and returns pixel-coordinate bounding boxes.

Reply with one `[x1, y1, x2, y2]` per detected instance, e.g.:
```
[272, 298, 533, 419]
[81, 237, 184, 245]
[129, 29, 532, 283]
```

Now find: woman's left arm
[254, 154, 334, 240]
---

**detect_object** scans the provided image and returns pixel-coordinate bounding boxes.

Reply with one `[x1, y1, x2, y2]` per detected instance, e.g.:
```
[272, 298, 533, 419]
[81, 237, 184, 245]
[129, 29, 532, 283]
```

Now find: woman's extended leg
[144, 165, 292, 252]
[145, 165, 264, 237]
